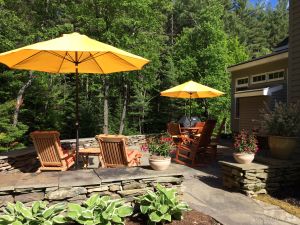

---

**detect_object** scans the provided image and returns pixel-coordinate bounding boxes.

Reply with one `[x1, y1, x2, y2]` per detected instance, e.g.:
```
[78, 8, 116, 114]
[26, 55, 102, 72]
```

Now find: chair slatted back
[194, 122, 205, 134]
[167, 122, 181, 135]
[192, 119, 216, 150]
[30, 131, 63, 167]
[96, 136, 128, 167]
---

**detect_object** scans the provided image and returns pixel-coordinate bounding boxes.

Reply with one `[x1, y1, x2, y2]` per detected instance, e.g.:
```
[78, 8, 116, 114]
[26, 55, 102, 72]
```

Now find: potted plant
[141, 136, 174, 171]
[233, 130, 259, 164]
[261, 101, 300, 160]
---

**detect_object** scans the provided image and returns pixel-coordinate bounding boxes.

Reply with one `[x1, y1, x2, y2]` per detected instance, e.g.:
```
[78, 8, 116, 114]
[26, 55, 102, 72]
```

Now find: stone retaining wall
[219, 157, 300, 197]
[0, 149, 39, 174]
[0, 165, 184, 210]
[0, 134, 158, 174]
[60, 134, 159, 148]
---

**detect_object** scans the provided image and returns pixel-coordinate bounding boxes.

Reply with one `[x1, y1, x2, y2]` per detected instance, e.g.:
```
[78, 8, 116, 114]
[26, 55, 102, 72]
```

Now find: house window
[236, 77, 249, 88]
[251, 74, 266, 84]
[268, 70, 284, 81]
[235, 98, 240, 119]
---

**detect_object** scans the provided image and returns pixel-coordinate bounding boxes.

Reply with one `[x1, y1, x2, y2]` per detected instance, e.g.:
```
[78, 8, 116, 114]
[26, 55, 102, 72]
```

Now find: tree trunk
[13, 71, 34, 127]
[119, 82, 128, 134]
[103, 77, 109, 134]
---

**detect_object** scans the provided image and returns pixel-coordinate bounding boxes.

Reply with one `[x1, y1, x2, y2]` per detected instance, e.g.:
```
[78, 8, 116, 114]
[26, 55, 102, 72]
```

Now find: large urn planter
[233, 153, 255, 164]
[268, 136, 299, 160]
[149, 156, 171, 171]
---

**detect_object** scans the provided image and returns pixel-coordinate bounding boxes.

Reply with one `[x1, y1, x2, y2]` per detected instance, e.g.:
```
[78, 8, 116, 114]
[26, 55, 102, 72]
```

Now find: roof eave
[228, 51, 288, 72]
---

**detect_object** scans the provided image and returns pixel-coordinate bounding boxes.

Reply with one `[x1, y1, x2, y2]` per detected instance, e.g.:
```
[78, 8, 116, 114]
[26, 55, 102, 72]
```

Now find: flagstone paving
[181, 162, 300, 225]
[0, 142, 299, 225]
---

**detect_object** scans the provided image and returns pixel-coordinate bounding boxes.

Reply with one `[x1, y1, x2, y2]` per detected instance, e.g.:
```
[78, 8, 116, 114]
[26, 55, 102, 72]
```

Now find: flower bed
[126, 210, 220, 225]
[0, 184, 194, 225]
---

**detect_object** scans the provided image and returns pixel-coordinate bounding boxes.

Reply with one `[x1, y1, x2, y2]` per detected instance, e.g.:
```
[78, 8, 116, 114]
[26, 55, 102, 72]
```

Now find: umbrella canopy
[0, 32, 149, 73]
[0, 32, 149, 168]
[160, 80, 224, 98]
[160, 80, 224, 126]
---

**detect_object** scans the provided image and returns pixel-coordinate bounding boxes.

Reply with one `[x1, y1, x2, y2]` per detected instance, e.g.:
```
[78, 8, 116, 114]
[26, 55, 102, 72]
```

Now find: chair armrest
[126, 149, 142, 162]
[61, 149, 76, 159]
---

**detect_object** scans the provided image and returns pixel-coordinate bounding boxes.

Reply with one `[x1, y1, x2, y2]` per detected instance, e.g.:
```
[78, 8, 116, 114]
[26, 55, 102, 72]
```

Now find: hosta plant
[135, 184, 190, 224]
[0, 201, 66, 225]
[67, 194, 133, 225]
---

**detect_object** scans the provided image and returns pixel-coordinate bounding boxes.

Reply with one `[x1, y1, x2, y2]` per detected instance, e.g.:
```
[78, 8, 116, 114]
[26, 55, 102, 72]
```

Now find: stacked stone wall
[220, 159, 300, 197]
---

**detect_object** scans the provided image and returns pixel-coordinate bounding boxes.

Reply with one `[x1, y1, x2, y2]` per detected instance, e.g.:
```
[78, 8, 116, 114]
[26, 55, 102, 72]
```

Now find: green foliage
[0, 201, 66, 225]
[135, 184, 190, 224]
[260, 102, 300, 137]
[141, 136, 174, 158]
[0, 101, 27, 151]
[67, 194, 133, 225]
[0, 0, 288, 144]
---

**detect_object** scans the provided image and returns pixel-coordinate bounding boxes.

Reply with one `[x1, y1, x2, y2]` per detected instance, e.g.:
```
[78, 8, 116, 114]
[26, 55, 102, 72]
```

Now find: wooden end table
[78, 147, 102, 168]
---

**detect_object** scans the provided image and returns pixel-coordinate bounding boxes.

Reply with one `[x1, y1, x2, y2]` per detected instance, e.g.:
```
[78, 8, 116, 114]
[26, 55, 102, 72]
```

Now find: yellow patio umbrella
[0, 32, 149, 168]
[160, 80, 224, 126]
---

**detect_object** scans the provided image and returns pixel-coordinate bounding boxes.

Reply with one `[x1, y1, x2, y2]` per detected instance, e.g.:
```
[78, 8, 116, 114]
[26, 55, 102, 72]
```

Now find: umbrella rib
[89, 53, 105, 74]
[103, 52, 138, 69]
[57, 52, 68, 73]
[66, 52, 76, 63]
[45, 51, 75, 63]
[79, 52, 107, 64]
[81, 51, 139, 69]
[77, 52, 84, 62]
[10, 51, 45, 68]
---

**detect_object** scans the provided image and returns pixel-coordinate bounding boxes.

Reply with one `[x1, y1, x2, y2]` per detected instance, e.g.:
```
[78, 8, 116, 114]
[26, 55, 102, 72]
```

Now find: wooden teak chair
[96, 135, 142, 168]
[205, 118, 226, 162]
[174, 119, 216, 167]
[30, 131, 75, 172]
[167, 122, 188, 145]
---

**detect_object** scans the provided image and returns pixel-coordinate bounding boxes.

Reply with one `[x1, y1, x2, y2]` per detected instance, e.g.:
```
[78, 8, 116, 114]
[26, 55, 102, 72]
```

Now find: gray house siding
[289, 0, 300, 102]
[239, 96, 270, 131]
[230, 59, 288, 133]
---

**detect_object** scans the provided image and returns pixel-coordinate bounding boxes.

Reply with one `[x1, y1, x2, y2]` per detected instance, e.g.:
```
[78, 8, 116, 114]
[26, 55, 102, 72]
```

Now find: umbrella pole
[75, 61, 80, 169]
[189, 93, 192, 127]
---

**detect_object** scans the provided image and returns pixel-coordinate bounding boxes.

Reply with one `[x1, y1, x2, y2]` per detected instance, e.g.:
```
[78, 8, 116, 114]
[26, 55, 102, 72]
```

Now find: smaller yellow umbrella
[160, 80, 224, 126]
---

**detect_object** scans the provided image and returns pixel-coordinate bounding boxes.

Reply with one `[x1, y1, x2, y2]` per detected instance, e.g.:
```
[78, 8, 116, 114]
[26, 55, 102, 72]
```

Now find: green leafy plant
[0, 201, 66, 225]
[67, 194, 133, 225]
[260, 101, 300, 137]
[135, 184, 190, 224]
[140, 136, 174, 158]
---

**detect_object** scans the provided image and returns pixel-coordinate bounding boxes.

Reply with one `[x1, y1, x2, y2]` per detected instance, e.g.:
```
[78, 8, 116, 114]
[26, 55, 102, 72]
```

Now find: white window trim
[250, 69, 285, 85]
[235, 76, 249, 88]
[251, 73, 267, 84]
[235, 97, 240, 119]
[267, 69, 285, 82]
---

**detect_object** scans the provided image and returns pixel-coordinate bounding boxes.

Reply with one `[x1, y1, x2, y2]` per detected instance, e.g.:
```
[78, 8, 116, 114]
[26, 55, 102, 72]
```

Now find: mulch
[272, 184, 300, 207]
[125, 210, 221, 225]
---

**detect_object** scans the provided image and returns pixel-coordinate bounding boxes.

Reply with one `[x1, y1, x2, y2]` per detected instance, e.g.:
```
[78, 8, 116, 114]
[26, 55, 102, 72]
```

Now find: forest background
[0, 0, 289, 151]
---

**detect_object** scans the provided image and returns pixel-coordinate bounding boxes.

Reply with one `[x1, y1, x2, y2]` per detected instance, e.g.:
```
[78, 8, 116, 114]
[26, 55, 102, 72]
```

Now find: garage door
[239, 96, 270, 131]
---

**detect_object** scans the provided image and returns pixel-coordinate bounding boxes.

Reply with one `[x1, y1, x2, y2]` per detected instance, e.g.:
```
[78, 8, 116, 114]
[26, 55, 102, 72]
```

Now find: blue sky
[250, 0, 278, 7]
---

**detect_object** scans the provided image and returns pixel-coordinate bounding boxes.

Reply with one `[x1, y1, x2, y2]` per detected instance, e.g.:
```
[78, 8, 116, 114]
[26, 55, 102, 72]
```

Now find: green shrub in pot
[261, 101, 300, 159]
[261, 101, 300, 137]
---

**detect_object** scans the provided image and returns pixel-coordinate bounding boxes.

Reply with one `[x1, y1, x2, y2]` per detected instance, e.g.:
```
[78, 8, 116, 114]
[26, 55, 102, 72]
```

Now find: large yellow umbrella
[0, 32, 149, 168]
[160, 80, 224, 126]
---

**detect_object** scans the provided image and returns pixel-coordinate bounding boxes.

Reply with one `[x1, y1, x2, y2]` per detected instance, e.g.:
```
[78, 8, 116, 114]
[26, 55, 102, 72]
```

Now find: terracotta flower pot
[268, 136, 299, 160]
[233, 152, 255, 164]
[149, 156, 171, 171]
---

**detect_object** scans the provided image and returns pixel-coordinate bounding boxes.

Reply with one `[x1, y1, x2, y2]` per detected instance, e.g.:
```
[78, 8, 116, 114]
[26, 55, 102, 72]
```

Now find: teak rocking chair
[30, 131, 76, 172]
[96, 135, 142, 168]
[167, 122, 188, 145]
[174, 119, 216, 167]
